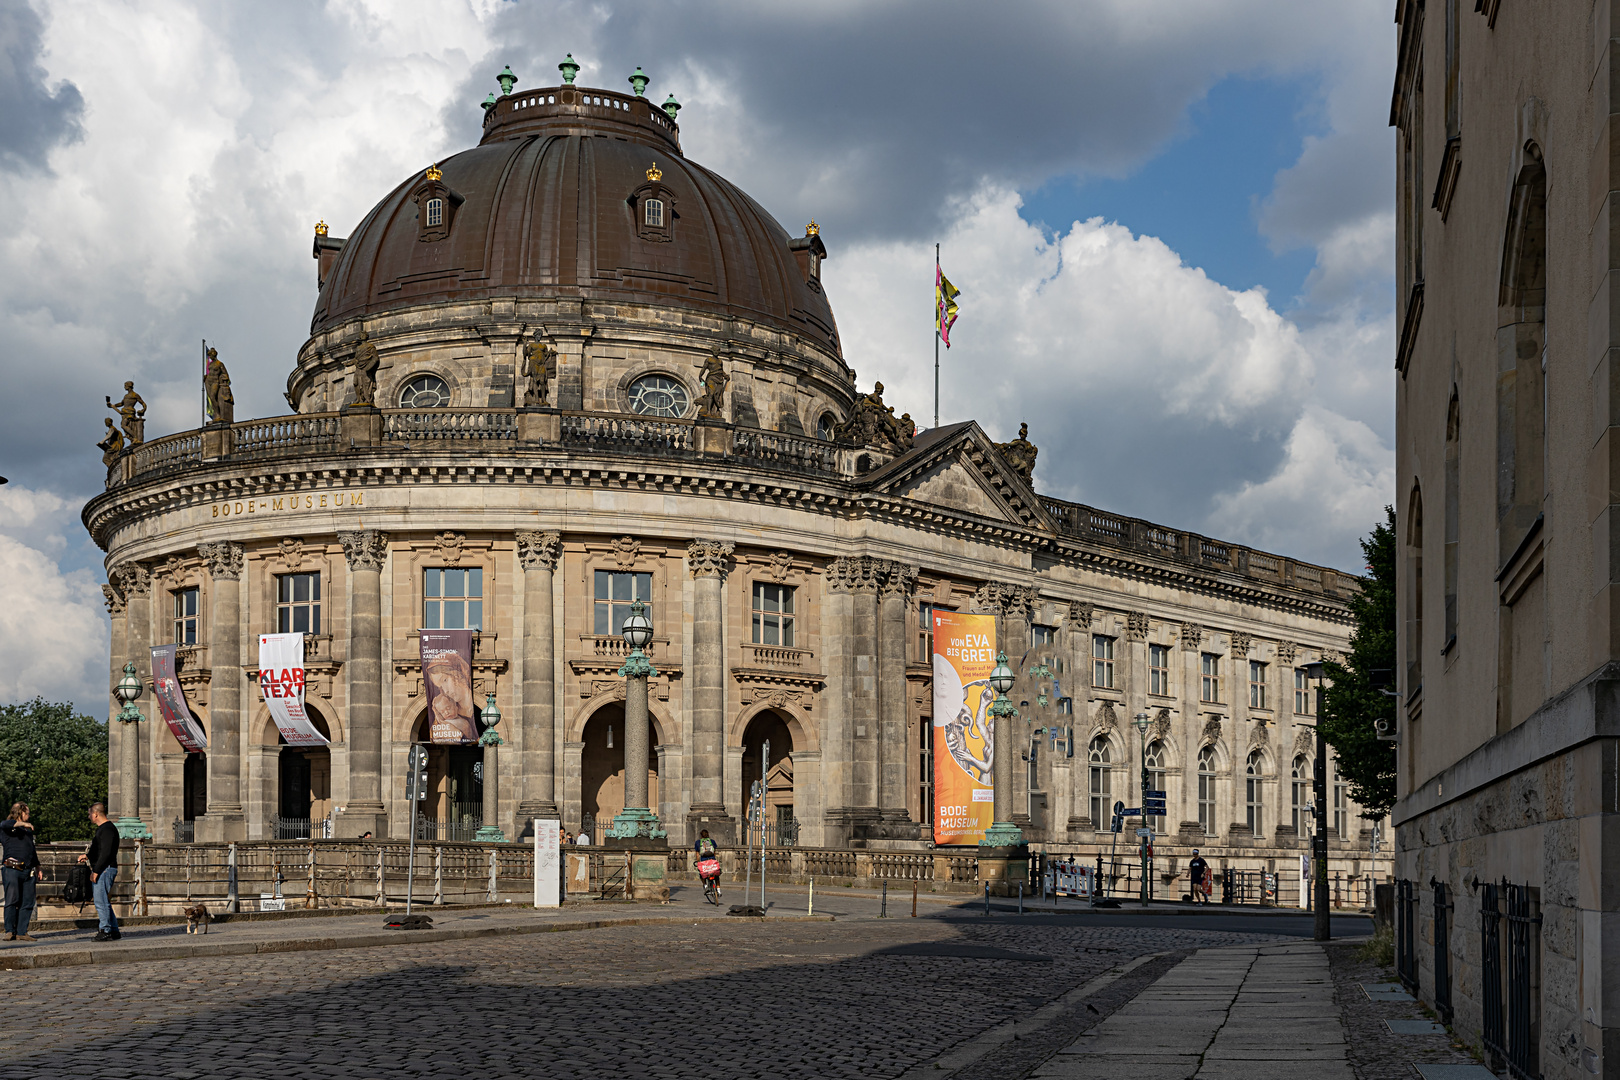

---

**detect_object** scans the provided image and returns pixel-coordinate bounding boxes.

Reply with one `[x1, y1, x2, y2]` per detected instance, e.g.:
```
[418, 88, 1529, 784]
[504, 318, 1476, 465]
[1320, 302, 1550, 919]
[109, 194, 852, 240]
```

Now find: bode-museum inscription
[212, 490, 365, 517]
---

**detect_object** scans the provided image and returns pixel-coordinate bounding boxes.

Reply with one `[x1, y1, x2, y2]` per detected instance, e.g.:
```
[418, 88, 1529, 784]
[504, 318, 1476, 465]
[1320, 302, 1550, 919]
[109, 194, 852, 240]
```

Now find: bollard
[881, 879, 888, 918]
[984, 881, 991, 916]
[488, 849, 498, 903]
[808, 875, 814, 916]
[1018, 883, 1023, 915]
[912, 880, 918, 917]
[226, 842, 239, 914]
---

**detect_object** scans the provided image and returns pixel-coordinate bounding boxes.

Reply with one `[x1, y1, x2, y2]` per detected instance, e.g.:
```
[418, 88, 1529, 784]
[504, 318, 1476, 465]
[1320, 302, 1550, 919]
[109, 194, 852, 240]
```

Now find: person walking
[1, 803, 43, 942]
[78, 803, 122, 941]
[1188, 849, 1210, 905]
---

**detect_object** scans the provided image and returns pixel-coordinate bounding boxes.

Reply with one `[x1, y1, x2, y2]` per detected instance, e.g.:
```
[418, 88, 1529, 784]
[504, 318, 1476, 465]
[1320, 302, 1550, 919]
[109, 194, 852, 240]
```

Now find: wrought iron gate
[1480, 880, 1505, 1065]
[1395, 878, 1419, 993]
[1431, 877, 1452, 1024]
[1480, 879, 1540, 1080]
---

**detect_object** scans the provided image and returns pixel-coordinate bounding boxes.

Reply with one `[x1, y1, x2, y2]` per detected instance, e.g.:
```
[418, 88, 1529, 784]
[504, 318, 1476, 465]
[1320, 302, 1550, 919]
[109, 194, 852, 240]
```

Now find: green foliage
[1360, 923, 1395, 967]
[1318, 507, 1398, 819]
[0, 698, 108, 844]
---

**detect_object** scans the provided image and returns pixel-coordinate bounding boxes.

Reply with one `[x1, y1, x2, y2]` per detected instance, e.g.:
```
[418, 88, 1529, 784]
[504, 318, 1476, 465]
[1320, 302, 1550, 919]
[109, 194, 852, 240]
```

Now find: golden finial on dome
[425, 162, 443, 182]
[646, 162, 663, 182]
[314, 220, 329, 237]
[806, 220, 819, 237]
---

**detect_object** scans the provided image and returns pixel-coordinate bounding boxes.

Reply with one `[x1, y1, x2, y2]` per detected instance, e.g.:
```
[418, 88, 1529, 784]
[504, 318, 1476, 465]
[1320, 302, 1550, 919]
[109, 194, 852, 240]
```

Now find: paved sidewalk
[1033, 941, 1351, 1080]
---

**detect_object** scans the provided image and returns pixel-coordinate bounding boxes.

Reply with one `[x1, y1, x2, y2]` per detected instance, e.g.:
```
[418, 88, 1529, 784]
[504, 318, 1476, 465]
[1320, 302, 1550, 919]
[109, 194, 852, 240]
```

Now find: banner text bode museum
[212, 490, 366, 518]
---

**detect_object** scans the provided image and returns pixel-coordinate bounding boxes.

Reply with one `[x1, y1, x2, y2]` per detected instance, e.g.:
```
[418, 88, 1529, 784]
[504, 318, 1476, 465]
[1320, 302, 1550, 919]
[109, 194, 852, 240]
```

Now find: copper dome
[311, 82, 841, 358]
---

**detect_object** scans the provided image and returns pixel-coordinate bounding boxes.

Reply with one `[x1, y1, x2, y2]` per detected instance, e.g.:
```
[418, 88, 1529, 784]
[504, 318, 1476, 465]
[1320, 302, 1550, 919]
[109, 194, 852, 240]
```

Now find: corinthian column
[878, 561, 916, 834]
[850, 558, 880, 825]
[114, 563, 154, 827]
[686, 539, 734, 841]
[103, 583, 128, 821]
[338, 529, 389, 838]
[516, 531, 561, 822]
[198, 541, 246, 842]
[823, 557, 857, 840]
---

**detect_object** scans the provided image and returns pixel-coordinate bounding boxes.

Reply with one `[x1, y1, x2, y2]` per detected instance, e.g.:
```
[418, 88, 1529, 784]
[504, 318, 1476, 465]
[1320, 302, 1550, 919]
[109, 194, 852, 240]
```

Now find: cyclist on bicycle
[695, 829, 721, 900]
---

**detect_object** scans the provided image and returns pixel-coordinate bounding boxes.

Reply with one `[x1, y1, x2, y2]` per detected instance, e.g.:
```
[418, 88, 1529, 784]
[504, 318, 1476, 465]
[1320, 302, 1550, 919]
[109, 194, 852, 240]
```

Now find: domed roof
[312, 82, 841, 356]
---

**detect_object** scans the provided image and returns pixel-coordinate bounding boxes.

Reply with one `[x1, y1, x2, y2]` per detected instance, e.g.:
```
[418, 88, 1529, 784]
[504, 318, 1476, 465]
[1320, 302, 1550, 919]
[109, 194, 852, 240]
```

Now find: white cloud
[0, 484, 108, 710]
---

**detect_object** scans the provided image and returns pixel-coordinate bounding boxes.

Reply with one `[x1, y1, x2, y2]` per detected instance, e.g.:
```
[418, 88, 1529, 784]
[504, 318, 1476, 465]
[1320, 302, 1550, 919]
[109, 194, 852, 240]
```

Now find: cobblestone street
[0, 913, 1297, 1080]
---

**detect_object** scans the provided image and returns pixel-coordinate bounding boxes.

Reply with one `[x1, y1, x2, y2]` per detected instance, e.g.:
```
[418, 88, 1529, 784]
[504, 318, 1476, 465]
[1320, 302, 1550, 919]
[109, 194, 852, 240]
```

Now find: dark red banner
[420, 629, 477, 745]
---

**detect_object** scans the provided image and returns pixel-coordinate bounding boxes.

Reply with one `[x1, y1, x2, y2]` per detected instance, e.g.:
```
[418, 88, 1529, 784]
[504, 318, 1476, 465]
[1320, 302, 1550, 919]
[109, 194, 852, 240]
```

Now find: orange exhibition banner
[931, 610, 997, 845]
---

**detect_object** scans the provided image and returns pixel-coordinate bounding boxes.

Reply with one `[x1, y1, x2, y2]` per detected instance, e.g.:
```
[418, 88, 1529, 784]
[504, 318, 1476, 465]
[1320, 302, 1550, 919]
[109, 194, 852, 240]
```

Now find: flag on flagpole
[935, 265, 960, 347]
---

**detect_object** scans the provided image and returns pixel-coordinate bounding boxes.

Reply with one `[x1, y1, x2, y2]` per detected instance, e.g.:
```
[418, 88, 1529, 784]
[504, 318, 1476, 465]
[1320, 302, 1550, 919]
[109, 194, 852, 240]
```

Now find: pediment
[895, 455, 1020, 522]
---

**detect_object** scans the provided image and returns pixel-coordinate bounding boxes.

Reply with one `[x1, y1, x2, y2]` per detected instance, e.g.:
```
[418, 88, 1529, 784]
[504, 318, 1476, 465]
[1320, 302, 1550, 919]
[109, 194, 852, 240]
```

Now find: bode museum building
[85, 64, 1368, 887]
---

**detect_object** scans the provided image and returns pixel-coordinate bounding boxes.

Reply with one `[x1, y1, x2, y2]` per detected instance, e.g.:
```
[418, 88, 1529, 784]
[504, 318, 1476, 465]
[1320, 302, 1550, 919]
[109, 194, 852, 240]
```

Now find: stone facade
[1392, 3, 1620, 1076]
[85, 74, 1359, 886]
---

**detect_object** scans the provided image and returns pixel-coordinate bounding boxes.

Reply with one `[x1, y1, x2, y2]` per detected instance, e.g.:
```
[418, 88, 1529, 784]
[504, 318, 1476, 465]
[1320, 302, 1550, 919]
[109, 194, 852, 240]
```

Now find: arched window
[1144, 741, 1165, 832]
[817, 413, 836, 442]
[399, 373, 451, 408]
[644, 198, 664, 228]
[1497, 145, 1546, 565]
[626, 373, 690, 418]
[1245, 751, 1264, 836]
[1444, 392, 1460, 647]
[425, 198, 444, 227]
[1088, 736, 1111, 827]
[1291, 754, 1310, 834]
[1197, 746, 1216, 836]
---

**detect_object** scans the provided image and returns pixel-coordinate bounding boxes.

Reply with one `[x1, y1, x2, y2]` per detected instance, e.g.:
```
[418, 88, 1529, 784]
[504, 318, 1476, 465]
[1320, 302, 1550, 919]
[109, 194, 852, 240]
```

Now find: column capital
[827, 555, 882, 593]
[971, 580, 1035, 617]
[111, 561, 151, 598]
[339, 529, 390, 572]
[198, 541, 244, 580]
[1125, 611, 1149, 641]
[516, 530, 562, 572]
[878, 560, 918, 598]
[1179, 621, 1204, 651]
[686, 539, 734, 579]
[1067, 600, 1093, 630]
[1276, 640, 1298, 664]
[102, 582, 126, 616]
[1230, 632, 1252, 658]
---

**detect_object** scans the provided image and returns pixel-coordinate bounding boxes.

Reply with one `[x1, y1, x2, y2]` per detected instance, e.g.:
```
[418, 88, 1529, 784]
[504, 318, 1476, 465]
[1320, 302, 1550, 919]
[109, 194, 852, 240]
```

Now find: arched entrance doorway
[741, 711, 794, 844]
[276, 708, 333, 838]
[412, 710, 490, 841]
[580, 703, 659, 843]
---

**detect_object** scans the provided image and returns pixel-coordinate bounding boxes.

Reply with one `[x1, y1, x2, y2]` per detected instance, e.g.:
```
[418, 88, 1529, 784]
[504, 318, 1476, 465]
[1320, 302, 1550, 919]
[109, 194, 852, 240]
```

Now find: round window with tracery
[626, 374, 690, 418]
[399, 374, 450, 408]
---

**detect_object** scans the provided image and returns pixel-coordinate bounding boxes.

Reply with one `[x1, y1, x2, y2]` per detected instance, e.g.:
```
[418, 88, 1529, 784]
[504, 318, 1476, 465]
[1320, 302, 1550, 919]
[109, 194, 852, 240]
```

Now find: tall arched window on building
[1197, 746, 1217, 836]
[1245, 751, 1264, 836]
[1144, 741, 1165, 833]
[1444, 391, 1460, 648]
[1088, 736, 1111, 827]
[1406, 485, 1424, 690]
[1291, 754, 1310, 834]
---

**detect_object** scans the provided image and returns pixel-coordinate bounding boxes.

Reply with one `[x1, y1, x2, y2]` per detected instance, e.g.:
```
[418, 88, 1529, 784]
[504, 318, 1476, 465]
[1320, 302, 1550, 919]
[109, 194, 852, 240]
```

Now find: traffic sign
[1143, 799, 1167, 814]
[1121, 807, 1142, 817]
[1144, 789, 1167, 800]
[1135, 827, 1153, 838]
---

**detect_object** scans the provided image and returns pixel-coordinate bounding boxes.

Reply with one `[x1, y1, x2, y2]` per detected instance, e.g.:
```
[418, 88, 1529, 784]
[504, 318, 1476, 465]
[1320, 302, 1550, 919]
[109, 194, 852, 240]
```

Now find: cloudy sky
[0, 0, 1396, 713]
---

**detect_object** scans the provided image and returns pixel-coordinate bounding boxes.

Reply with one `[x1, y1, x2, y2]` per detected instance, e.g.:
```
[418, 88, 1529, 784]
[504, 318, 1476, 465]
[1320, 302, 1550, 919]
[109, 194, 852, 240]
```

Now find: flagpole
[934, 243, 940, 430]
[201, 339, 207, 426]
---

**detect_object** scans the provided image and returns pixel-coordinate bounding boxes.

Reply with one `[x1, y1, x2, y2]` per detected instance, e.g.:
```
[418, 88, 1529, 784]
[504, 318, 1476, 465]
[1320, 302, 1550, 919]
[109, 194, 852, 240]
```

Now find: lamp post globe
[114, 661, 144, 723]
[988, 652, 1015, 696]
[621, 600, 654, 650]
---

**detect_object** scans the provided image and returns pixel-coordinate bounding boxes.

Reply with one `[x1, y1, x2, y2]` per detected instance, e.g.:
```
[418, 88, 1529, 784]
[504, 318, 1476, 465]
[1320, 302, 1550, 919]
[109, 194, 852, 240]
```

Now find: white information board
[533, 818, 561, 908]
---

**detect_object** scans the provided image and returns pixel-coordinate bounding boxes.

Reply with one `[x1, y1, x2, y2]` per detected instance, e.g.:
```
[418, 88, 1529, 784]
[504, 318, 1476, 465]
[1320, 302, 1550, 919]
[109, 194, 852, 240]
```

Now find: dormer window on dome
[790, 223, 828, 294]
[628, 162, 676, 243]
[414, 163, 464, 243]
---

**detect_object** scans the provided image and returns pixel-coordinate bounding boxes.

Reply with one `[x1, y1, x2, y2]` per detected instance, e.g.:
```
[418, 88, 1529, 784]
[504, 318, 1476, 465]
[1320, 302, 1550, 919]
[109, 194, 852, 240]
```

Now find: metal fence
[1396, 878, 1419, 992]
[1503, 882, 1541, 1080]
[1431, 878, 1453, 1024]
[416, 805, 483, 842]
[273, 815, 334, 840]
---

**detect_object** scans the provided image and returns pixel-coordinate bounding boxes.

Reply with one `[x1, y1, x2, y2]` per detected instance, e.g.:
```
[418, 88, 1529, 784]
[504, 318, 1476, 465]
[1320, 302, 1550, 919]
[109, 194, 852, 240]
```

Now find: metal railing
[1431, 878, 1453, 1024]
[1504, 882, 1541, 1080]
[416, 804, 483, 842]
[1396, 878, 1420, 993]
[273, 815, 335, 840]
[171, 819, 195, 843]
[1481, 880, 1505, 1066]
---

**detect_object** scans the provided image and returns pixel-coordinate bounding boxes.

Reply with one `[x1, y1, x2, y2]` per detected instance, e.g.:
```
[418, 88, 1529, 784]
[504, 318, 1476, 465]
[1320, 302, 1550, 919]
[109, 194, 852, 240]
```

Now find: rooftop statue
[993, 422, 1038, 484]
[522, 334, 556, 407]
[695, 356, 728, 420]
[106, 381, 147, 445]
[350, 332, 380, 408]
[203, 347, 234, 425]
[96, 417, 124, 466]
[834, 381, 911, 453]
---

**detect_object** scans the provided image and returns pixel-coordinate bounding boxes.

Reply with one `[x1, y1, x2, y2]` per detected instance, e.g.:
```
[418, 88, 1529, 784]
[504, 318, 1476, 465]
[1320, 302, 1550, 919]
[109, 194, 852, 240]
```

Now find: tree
[1318, 507, 1398, 820]
[0, 699, 108, 844]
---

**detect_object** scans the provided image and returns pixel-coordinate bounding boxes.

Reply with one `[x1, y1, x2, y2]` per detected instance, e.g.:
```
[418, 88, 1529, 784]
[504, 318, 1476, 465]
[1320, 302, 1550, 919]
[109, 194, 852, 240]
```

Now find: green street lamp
[608, 600, 666, 841]
[981, 651, 1024, 849]
[475, 692, 506, 841]
[558, 53, 580, 85]
[113, 662, 152, 839]
[1134, 711, 1152, 906]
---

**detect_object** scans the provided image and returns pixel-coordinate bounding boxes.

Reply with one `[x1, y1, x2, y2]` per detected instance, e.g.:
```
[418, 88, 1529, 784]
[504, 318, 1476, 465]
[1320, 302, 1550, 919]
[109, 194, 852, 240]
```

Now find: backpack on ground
[62, 863, 93, 906]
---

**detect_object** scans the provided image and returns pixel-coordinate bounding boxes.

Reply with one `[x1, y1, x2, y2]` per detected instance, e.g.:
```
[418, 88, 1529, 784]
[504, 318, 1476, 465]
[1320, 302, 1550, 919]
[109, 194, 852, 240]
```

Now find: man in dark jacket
[1, 802, 43, 941]
[79, 803, 121, 941]
[1188, 850, 1210, 905]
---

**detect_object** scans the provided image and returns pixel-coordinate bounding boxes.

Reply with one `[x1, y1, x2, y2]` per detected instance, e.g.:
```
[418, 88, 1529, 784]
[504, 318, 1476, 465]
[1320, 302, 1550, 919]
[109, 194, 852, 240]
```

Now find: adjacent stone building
[85, 66, 1361, 892]
[1392, 2, 1620, 1076]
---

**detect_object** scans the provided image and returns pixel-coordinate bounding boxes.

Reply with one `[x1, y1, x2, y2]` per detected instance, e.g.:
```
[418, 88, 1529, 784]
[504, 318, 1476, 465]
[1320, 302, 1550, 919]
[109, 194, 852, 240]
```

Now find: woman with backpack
[1, 802, 43, 942]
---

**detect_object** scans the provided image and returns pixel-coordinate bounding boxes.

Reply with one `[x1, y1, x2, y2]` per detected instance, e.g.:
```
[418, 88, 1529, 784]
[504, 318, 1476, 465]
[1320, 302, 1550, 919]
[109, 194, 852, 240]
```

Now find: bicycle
[697, 856, 722, 905]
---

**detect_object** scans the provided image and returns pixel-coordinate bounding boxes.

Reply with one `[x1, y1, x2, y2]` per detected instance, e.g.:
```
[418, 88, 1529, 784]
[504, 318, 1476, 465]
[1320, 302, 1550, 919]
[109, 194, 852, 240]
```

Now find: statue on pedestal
[350, 332, 380, 407]
[993, 422, 1038, 483]
[521, 334, 556, 407]
[203, 347, 234, 425]
[695, 356, 728, 420]
[96, 418, 124, 465]
[106, 381, 147, 445]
